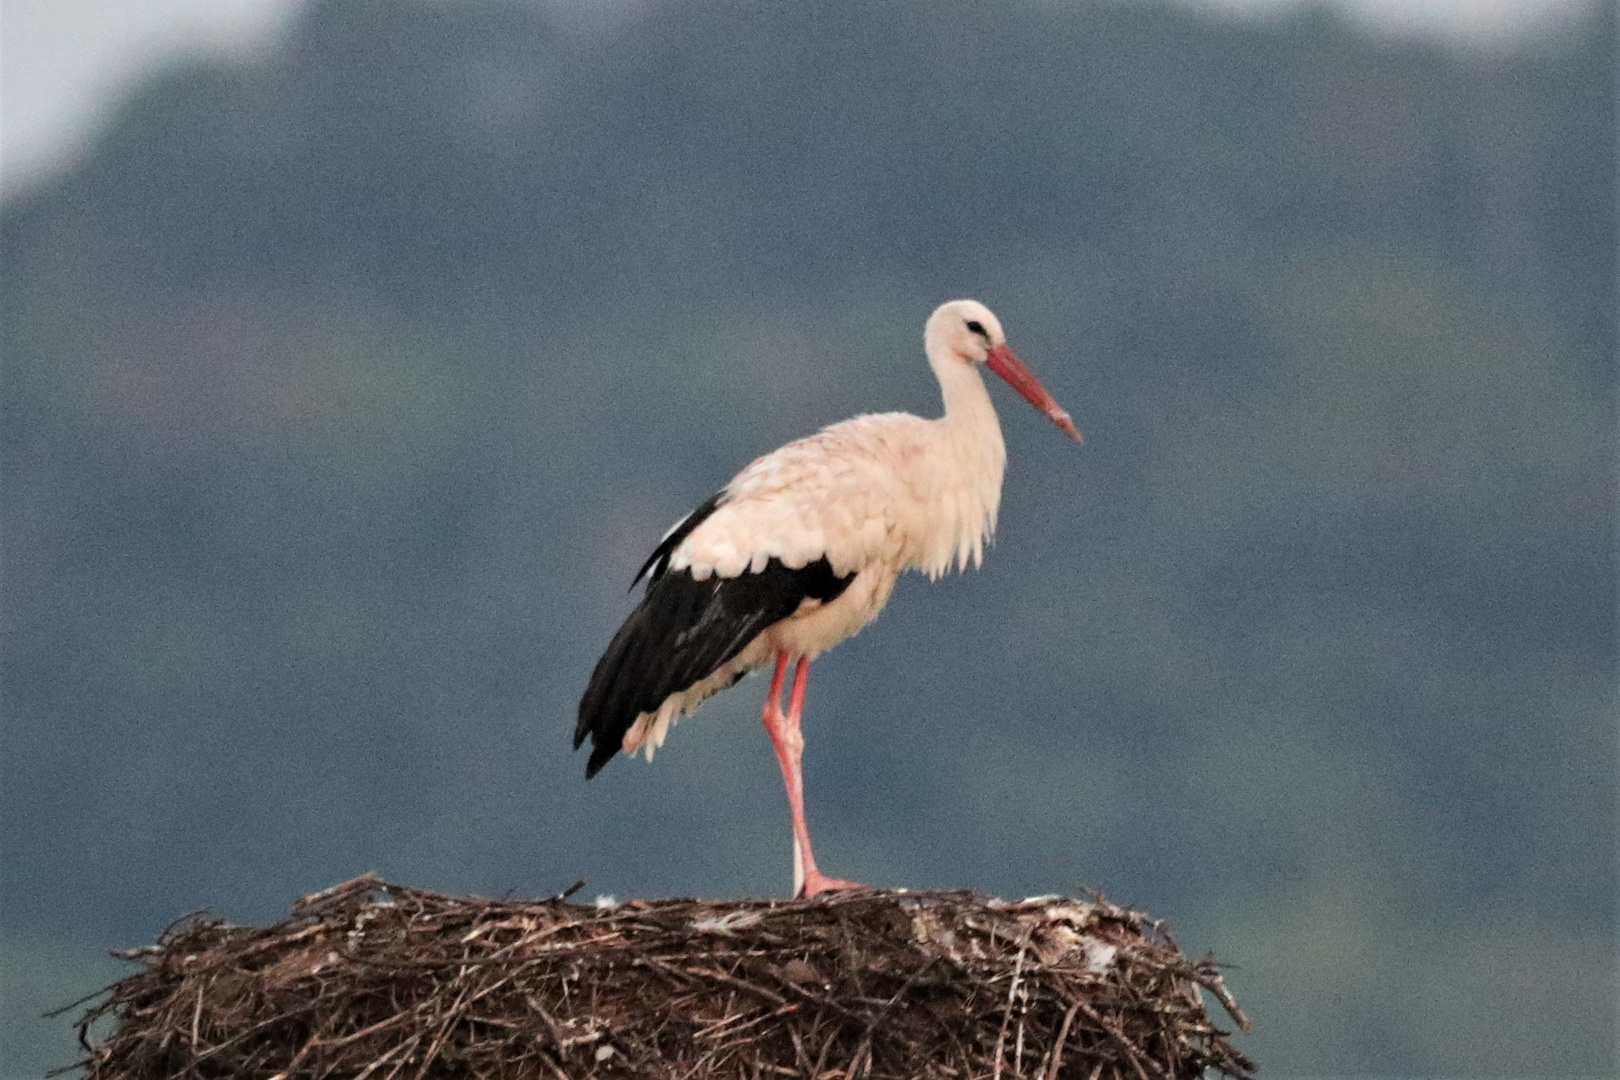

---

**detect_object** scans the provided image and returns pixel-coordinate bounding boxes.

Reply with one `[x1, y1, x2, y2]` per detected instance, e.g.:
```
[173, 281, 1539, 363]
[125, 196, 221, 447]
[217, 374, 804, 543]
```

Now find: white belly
[759, 563, 900, 660]
[620, 562, 901, 761]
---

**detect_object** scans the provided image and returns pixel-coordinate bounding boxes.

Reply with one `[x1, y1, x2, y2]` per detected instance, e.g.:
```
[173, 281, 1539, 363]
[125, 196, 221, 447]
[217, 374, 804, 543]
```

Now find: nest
[65, 874, 1254, 1079]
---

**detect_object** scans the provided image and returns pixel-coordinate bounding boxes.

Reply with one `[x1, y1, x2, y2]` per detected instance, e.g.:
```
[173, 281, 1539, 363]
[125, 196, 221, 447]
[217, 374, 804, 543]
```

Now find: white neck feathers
[922, 357, 1007, 579]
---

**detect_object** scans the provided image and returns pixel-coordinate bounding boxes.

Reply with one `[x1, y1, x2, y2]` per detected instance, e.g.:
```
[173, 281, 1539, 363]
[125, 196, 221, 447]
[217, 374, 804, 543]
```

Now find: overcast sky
[0, 0, 1599, 200]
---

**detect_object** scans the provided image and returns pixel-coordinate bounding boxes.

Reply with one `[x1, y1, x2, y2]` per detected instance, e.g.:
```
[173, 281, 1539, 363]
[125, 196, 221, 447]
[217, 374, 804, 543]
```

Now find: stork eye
[965, 320, 988, 338]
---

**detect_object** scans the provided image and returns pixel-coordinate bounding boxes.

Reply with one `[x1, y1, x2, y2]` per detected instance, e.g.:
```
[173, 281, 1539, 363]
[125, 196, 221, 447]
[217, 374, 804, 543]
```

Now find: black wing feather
[631, 492, 724, 588]
[576, 555, 854, 777]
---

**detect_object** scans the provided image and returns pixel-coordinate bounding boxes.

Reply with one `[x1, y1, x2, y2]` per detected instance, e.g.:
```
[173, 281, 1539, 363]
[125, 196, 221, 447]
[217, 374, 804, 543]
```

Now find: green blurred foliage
[2, 0, 1614, 1075]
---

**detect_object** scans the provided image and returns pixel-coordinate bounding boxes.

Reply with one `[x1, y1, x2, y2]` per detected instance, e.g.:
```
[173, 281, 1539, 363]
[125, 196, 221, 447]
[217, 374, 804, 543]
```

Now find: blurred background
[2, 0, 1613, 1074]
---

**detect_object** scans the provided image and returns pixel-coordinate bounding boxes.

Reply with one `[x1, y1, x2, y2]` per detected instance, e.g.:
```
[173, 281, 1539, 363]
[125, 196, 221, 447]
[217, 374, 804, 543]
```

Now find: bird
[575, 299, 1082, 898]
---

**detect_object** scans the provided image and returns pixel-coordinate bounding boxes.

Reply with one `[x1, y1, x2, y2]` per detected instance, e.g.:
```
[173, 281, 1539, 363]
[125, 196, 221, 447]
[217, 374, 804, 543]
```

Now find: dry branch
[65, 874, 1254, 1079]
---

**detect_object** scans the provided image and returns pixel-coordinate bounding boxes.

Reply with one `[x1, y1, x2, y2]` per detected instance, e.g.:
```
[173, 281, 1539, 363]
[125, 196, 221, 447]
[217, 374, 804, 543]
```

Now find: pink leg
[760, 652, 864, 898]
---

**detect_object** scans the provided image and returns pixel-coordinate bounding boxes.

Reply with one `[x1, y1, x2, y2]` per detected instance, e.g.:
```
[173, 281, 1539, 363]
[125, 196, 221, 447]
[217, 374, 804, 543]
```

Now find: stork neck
[918, 353, 1007, 578]
[935, 356, 1003, 451]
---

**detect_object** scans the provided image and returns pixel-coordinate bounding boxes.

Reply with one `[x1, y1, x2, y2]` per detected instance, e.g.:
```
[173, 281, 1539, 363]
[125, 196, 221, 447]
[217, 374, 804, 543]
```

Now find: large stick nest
[66, 874, 1254, 1079]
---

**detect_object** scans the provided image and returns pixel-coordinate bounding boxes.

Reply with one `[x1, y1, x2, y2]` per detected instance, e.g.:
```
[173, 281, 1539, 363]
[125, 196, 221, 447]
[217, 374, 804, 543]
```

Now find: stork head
[925, 299, 1083, 442]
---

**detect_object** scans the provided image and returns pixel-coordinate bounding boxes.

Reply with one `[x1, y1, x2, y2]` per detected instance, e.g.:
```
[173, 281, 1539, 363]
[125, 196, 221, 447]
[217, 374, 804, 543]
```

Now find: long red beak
[985, 344, 1083, 442]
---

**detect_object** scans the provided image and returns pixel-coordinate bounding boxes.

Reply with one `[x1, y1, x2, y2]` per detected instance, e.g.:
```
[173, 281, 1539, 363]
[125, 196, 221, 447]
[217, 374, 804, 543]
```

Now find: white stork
[576, 299, 1082, 898]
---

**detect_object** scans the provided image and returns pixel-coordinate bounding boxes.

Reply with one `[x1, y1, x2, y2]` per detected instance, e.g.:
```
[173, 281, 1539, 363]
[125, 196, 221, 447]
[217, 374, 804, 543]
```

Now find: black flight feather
[577, 551, 854, 778]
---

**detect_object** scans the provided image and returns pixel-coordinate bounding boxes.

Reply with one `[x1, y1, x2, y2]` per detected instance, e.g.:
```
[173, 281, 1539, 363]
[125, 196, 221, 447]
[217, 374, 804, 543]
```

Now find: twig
[1065, 993, 1165, 1080]
[992, 935, 1031, 1080]
[1044, 1001, 1081, 1080]
[1194, 968, 1251, 1033]
[349, 1037, 411, 1080]
[695, 1003, 799, 1042]
[295, 873, 381, 912]
[682, 965, 789, 1007]
[189, 983, 204, 1051]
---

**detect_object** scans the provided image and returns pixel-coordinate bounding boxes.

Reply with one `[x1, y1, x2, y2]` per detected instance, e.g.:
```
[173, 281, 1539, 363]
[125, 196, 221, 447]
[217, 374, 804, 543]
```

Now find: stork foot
[797, 871, 866, 899]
